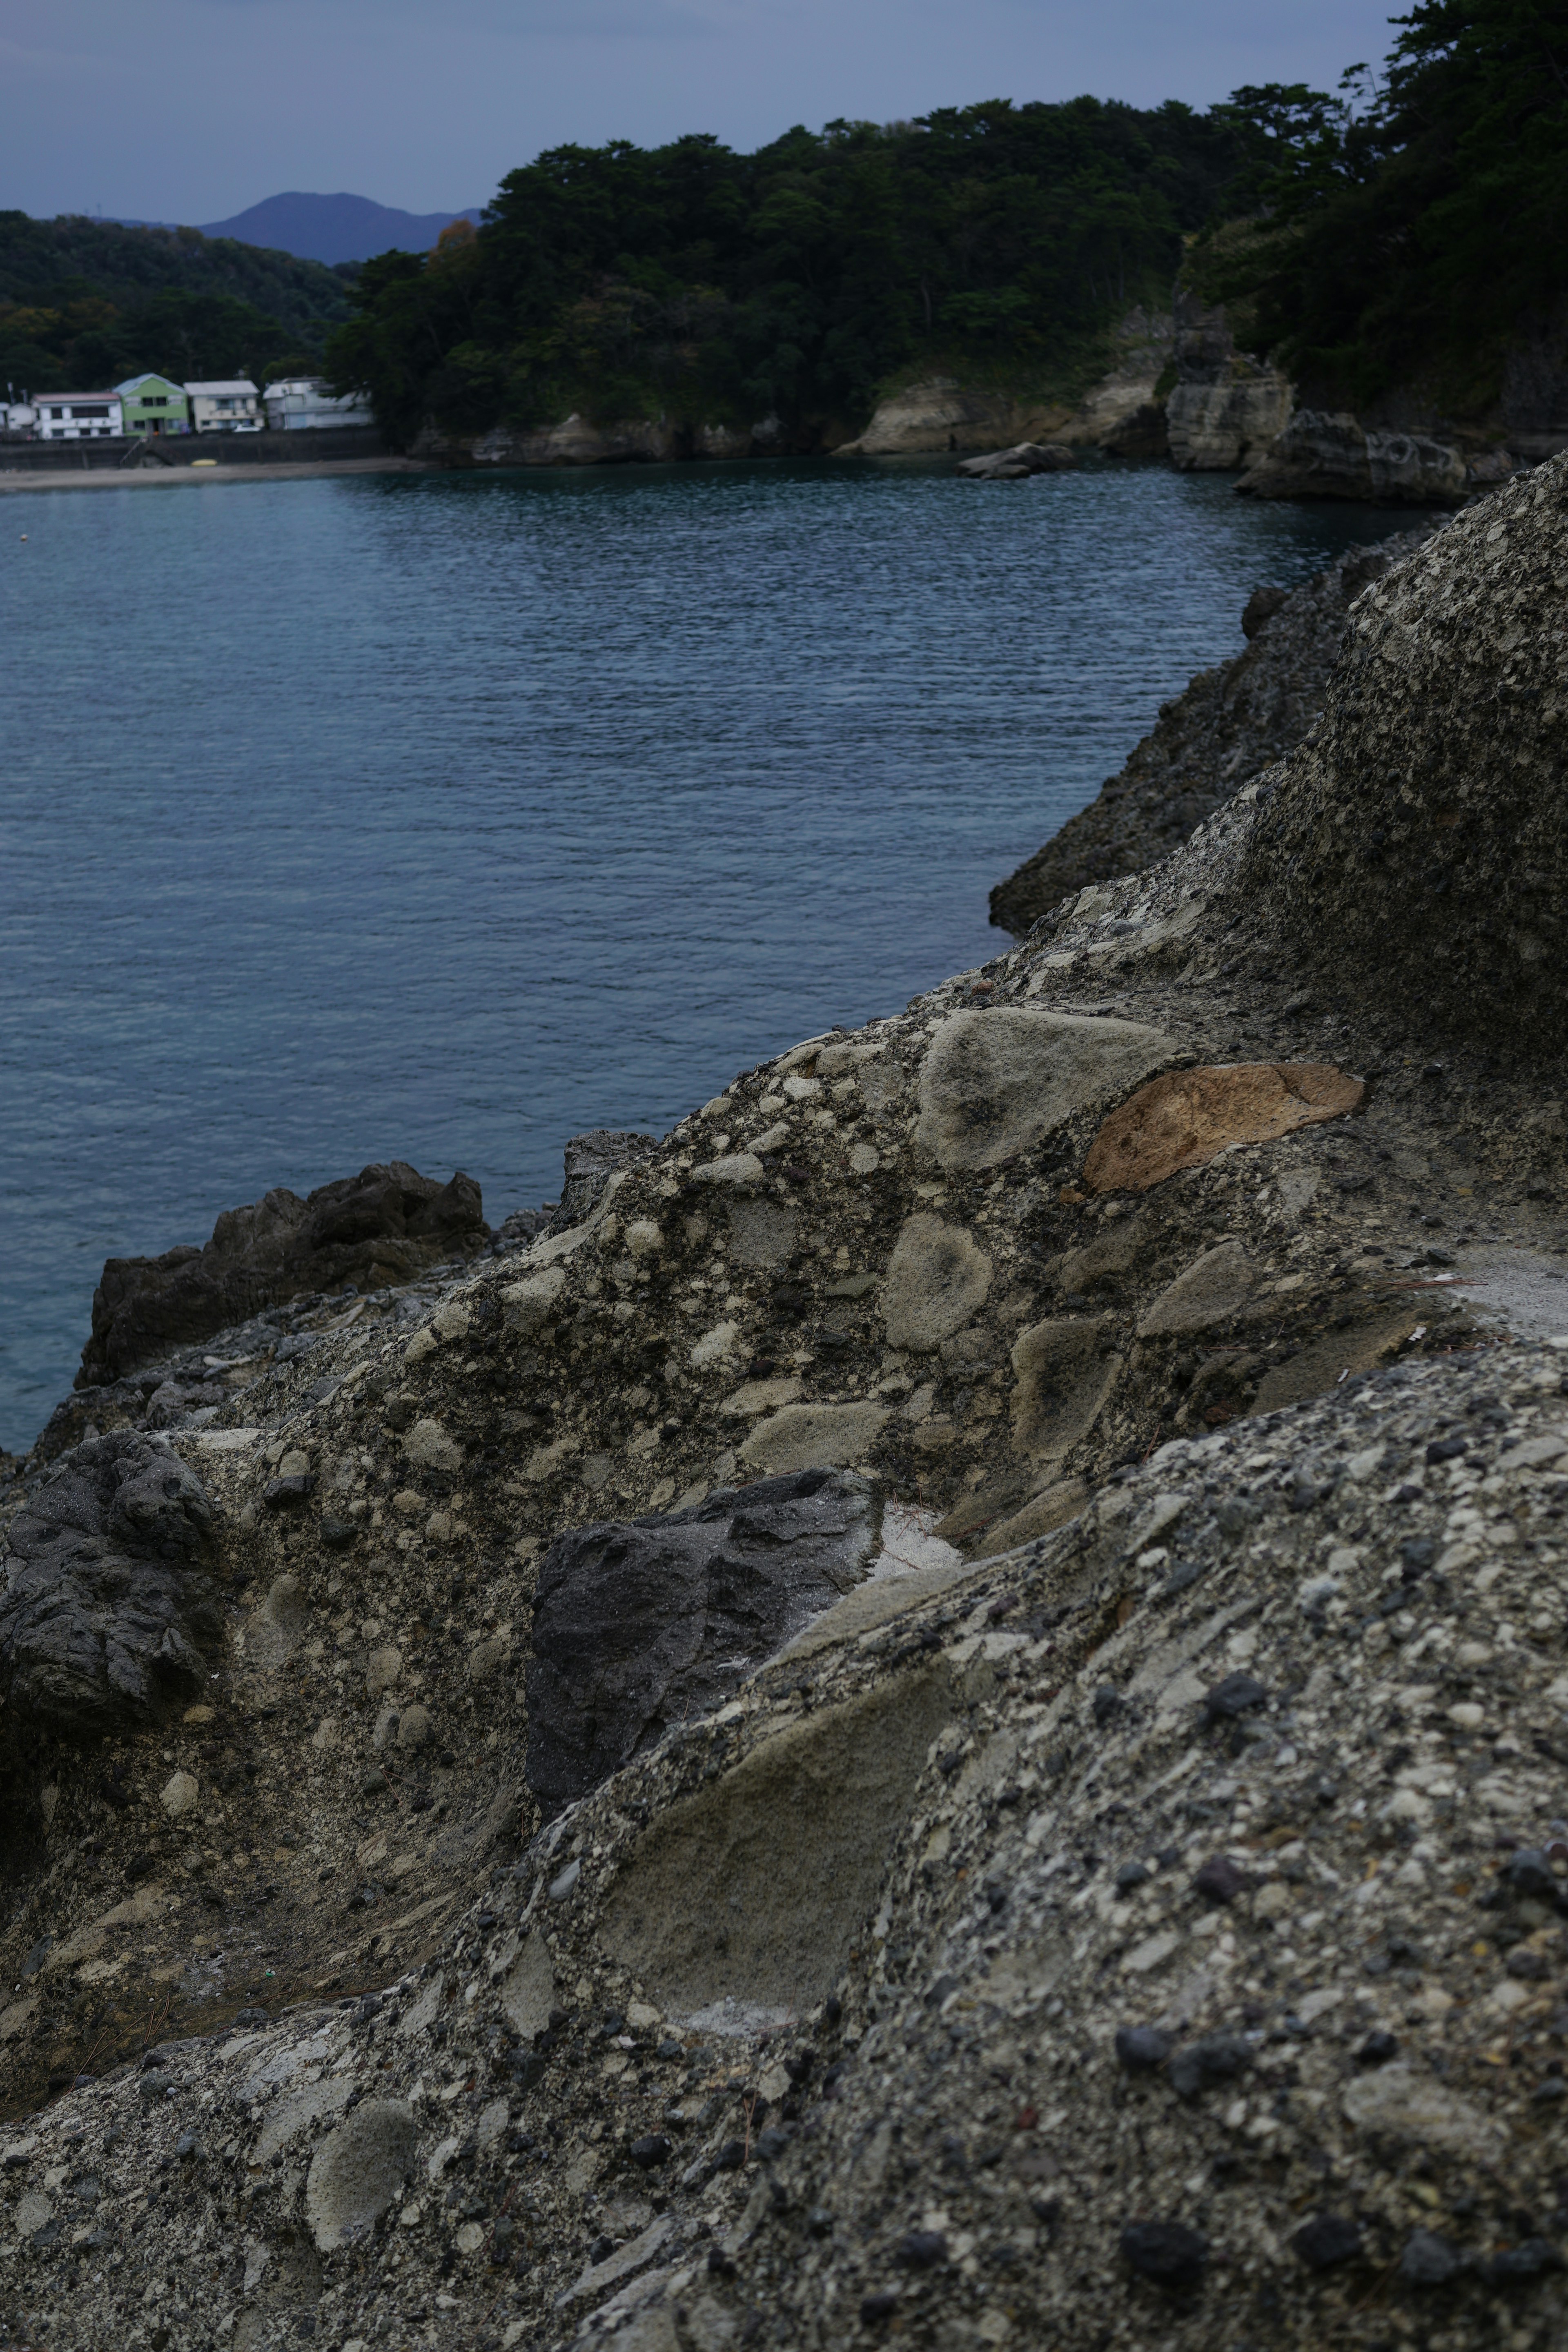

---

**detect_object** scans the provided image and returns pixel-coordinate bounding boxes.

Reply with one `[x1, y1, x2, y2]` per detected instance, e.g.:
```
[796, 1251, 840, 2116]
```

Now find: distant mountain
[195, 193, 483, 266]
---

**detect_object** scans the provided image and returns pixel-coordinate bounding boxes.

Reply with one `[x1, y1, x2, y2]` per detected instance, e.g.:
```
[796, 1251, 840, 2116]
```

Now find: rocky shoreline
[2, 458, 1568, 2352]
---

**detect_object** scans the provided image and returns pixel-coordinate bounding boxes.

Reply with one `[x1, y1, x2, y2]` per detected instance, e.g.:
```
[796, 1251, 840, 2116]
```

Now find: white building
[34, 393, 123, 441]
[262, 377, 374, 431]
[185, 380, 262, 434]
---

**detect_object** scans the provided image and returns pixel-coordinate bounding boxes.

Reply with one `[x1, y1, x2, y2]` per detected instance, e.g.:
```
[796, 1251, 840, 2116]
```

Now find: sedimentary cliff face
[4, 461, 1568, 2352]
[1163, 295, 1292, 473]
[1235, 412, 1513, 505]
[989, 530, 1429, 938]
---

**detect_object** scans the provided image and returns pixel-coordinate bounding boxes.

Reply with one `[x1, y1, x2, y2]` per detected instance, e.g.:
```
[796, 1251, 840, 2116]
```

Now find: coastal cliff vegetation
[1198, 0, 1568, 414]
[325, 0, 1568, 450]
[321, 101, 1266, 447]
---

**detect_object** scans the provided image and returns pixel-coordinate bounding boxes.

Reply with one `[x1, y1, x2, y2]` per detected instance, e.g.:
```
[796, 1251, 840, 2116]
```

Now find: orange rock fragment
[1082, 1062, 1365, 1194]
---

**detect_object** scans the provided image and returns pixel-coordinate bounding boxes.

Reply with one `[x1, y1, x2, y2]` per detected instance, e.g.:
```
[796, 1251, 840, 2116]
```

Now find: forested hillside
[0, 215, 355, 396]
[323, 101, 1266, 446]
[1200, 0, 1568, 413]
[326, 0, 1568, 450]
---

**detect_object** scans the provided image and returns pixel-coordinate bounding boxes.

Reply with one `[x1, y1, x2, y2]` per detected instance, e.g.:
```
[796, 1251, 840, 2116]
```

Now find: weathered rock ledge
[2, 460, 1568, 2352]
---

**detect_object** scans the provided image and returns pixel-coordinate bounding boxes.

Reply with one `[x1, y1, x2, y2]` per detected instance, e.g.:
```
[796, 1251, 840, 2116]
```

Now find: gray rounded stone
[304, 2098, 418, 2252]
[915, 1009, 1172, 1173]
[881, 1215, 992, 1352]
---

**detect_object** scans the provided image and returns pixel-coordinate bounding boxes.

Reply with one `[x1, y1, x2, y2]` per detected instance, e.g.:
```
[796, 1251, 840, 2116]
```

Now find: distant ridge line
[104, 192, 484, 266]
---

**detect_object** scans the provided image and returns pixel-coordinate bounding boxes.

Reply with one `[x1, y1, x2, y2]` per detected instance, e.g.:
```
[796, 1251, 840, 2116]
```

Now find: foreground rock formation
[989, 529, 1429, 937]
[3, 459, 1568, 2352]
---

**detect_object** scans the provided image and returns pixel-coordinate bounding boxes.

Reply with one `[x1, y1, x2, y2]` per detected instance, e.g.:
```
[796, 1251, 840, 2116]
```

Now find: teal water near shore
[1, 457, 1406, 1452]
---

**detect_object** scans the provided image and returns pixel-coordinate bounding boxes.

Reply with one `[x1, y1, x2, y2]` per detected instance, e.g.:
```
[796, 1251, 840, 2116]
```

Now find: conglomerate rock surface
[989, 530, 1429, 938]
[2, 460, 1568, 2352]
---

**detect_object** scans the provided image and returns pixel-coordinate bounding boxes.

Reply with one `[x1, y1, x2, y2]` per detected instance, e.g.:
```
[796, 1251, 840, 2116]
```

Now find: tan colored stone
[1137, 1241, 1256, 1336]
[720, 1375, 803, 1419]
[159, 1770, 199, 1819]
[984, 1477, 1089, 1552]
[739, 1401, 889, 1474]
[1341, 2065, 1502, 2157]
[1011, 1317, 1122, 1459]
[403, 1417, 463, 1474]
[1082, 1061, 1364, 1193]
[918, 1010, 1172, 1173]
[882, 1215, 992, 1352]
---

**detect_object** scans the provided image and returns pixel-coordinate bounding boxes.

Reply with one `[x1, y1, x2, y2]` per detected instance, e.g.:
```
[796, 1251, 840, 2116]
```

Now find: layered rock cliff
[4, 461, 1568, 2352]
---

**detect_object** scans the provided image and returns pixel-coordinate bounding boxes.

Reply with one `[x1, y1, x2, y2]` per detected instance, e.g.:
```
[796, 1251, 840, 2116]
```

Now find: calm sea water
[1, 457, 1405, 1453]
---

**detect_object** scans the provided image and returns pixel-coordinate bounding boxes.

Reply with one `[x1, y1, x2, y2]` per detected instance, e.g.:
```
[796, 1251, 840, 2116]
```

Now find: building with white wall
[185, 381, 262, 433]
[34, 394, 123, 441]
[262, 377, 374, 431]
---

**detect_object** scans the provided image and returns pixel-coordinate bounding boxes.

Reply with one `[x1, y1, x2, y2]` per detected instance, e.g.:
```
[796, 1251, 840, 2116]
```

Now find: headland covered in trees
[319, 0, 1568, 471]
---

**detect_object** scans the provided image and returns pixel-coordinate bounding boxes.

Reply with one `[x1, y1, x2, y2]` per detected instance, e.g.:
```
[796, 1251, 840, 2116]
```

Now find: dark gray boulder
[0, 1432, 220, 1733]
[526, 1469, 882, 1813]
[78, 1160, 488, 1387]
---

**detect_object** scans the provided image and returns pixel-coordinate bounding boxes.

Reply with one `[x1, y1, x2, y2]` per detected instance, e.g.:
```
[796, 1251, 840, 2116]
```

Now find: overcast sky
[4, 0, 1403, 225]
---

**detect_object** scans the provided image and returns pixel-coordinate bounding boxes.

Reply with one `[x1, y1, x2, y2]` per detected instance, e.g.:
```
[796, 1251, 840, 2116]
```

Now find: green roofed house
[114, 374, 190, 437]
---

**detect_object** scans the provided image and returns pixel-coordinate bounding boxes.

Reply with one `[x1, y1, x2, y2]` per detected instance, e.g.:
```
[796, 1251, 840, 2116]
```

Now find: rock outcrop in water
[1236, 410, 1513, 505]
[76, 1160, 488, 1389]
[989, 528, 1430, 938]
[6, 459, 1568, 2352]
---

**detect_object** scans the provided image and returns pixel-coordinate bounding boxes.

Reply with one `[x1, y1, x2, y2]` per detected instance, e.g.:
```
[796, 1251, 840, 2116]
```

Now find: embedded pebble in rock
[7, 461, 1568, 2352]
[915, 1007, 1173, 1169]
[303, 2097, 419, 2250]
[1084, 1060, 1365, 1194]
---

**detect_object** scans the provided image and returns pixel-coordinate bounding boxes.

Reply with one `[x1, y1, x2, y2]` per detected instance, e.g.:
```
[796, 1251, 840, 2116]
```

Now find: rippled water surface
[1, 457, 1404, 1450]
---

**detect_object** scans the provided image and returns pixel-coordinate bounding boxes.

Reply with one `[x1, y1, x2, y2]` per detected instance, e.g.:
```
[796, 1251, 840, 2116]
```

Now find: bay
[1, 456, 1401, 1452]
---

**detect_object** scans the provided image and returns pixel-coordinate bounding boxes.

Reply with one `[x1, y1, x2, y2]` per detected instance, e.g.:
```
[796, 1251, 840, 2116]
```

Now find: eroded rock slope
[989, 530, 1429, 937]
[2, 459, 1568, 2352]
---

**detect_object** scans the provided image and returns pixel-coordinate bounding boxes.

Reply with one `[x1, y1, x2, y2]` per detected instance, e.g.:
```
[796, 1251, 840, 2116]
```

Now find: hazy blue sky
[5, 0, 1403, 224]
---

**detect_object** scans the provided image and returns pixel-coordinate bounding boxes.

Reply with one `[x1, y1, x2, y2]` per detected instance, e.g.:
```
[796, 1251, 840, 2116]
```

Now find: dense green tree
[1203, 1, 1568, 408]
[0, 213, 353, 397]
[324, 100, 1264, 444]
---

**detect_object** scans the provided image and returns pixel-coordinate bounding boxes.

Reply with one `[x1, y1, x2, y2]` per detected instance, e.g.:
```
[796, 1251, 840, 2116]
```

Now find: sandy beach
[0, 454, 437, 494]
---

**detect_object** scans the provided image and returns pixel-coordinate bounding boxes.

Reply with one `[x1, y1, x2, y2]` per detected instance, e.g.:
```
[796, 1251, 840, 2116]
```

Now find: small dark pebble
[1507, 1947, 1549, 1980]
[1115, 1862, 1151, 1893]
[1093, 1686, 1125, 1726]
[1120, 2219, 1208, 2289]
[1400, 2230, 1462, 2286]
[1426, 1436, 1468, 1464]
[1355, 2031, 1400, 2065]
[628, 2134, 672, 2171]
[1115, 2026, 1172, 2072]
[860, 2290, 900, 2323]
[1505, 1849, 1560, 1902]
[1192, 1855, 1248, 1906]
[1201, 1673, 1269, 1728]
[893, 2231, 947, 2270]
[1293, 2212, 1363, 2270]
[1169, 2032, 1252, 2100]
[1488, 2237, 1562, 2281]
